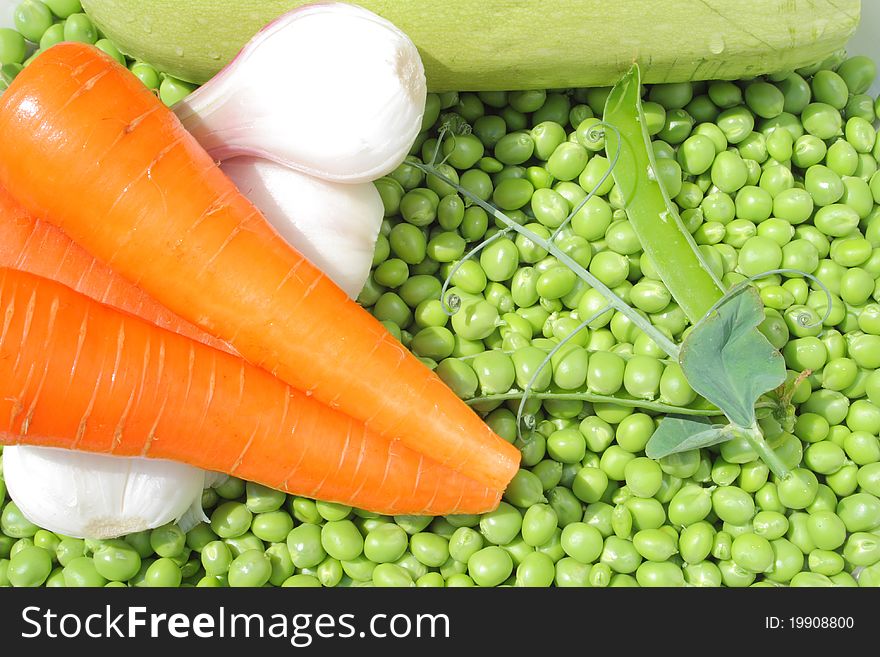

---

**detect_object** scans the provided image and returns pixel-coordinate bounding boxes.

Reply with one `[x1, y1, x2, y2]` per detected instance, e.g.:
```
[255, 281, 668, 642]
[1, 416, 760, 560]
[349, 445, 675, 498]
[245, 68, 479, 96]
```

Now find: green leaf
[679, 286, 787, 428]
[645, 415, 731, 459]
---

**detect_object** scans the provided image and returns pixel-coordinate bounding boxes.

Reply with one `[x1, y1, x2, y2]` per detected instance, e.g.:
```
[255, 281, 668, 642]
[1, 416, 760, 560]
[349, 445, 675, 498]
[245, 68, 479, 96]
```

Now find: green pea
[811, 70, 849, 110]
[525, 122, 565, 161]
[315, 520, 361, 562]
[704, 81, 740, 109]
[570, 195, 613, 241]
[508, 346, 551, 392]
[145, 524, 185, 559]
[654, 448, 698, 480]
[712, 486, 755, 525]
[634, 561, 684, 587]
[843, 533, 880, 567]
[715, 559, 754, 587]
[536, 266, 577, 300]
[201, 540, 233, 576]
[677, 134, 715, 175]
[827, 464, 860, 497]
[412, 572, 444, 588]
[492, 131, 532, 165]
[622, 355, 663, 400]
[657, 108, 694, 144]
[837, 493, 880, 532]
[157, 74, 196, 107]
[401, 533, 447, 569]
[0, 28, 27, 67]
[848, 333, 880, 369]
[600, 536, 642, 574]
[308, 557, 340, 587]
[62, 556, 108, 587]
[622, 457, 662, 499]
[226, 550, 271, 587]
[92, 541, 142, 582]
[808, 549, 845, 577]
[578, 155, 615, 195]
[48, 538, 80, 569]
[837, 55, 876, 94]
[857, 463, 880, 497]
[596, 446, 635, 484]
[247, 510, 293, 544]
[711, 150, 749, 194]
[550, 556, 587, 587]
[760, 538, 803, 584]
[209, 502, 253, 539]
[742, 81, 783, 118]
[467, 546, 513, 587]
[339, 554, 374, 582]
[476, 239, 518, 283]
[728, 533, 774, 574]
[504, 468, 546, 508]
[673, 522, 712, 565]
[803, 441, 846, 476]
[509, 505, 554, 551]
[584, 350, 624, 396]
[667, 485, 713, 527]
[625, 497, 666, 532]
[801, 102, 843, 140]
[440, 133, 484, 169]
[480, 502, 522, 545]
[630, 102, 663, 138]
[448, 527, 484, 564]
[7, 546, 52, 587]
[14, 1, 54, 43]
[491, 176, 533, 211]
[28, 531, 57, 558]
[545, 142, 588, 182]
[503, 550, 550, 587]
[1, 502, 38, 538]
[716, 106, 754, 144]
[631, 527, 677, 562]
[680, 561, 720, 587]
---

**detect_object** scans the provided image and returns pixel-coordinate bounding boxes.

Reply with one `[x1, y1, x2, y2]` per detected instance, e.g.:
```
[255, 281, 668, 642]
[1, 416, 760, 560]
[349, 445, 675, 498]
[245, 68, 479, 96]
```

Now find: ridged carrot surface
[0, 268, 501, 515]
[0, 185, 231, 353]
[0, 43, 520, 491]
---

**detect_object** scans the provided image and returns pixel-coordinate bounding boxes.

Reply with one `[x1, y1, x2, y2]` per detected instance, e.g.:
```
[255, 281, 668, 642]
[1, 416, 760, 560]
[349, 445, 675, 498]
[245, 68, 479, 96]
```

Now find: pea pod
[604, 63, 725, 324]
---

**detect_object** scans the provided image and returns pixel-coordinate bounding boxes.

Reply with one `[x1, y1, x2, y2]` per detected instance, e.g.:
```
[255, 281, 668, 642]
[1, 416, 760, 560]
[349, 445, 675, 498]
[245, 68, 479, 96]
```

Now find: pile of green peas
[3, 1, 880, 587]
[0, 0, 195, 105]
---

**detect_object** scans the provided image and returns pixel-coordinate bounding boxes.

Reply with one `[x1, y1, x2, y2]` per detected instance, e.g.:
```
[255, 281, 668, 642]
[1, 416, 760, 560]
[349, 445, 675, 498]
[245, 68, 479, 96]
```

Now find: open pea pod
[603, 63, 724, 325]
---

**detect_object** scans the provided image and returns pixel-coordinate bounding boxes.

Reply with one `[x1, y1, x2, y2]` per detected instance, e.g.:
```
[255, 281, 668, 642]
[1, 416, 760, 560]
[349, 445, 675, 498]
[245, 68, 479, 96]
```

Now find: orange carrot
[0, 193, 501, 514]
[0, 267, 501, 515]
[0, 43, 520, 491]
[0, 185, 232, 353]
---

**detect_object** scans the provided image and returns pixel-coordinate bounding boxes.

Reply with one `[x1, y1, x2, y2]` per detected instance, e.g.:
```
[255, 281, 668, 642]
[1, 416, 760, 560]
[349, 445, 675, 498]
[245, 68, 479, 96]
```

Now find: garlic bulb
[174, 2, 427, 183]
[3, 446, 205, 539]
[221, 156, 383, 298]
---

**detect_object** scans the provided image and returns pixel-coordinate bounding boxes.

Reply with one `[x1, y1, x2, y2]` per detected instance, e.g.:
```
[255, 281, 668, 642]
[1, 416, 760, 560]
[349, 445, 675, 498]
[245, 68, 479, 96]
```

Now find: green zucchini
[82, 0, 860, 90]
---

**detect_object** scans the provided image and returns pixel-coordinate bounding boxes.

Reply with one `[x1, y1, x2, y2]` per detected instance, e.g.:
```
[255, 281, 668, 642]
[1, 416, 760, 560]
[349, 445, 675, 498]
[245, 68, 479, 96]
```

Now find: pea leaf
[645, 415, 731, 459]
[679, 286, 787, 428]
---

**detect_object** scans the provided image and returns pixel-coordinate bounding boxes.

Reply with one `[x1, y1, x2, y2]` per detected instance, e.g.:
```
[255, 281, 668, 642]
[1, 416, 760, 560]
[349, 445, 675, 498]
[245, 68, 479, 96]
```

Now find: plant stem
[465, 391, 718, 416]
[738, 423, 790, 479]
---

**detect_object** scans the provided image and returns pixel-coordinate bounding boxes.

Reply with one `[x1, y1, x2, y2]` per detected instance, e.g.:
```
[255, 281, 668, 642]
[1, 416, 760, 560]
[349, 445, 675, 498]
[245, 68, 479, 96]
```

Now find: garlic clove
[174, 2, 426, 183]
[2, 445, 205, 540]
[221, 156, 383, 299]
